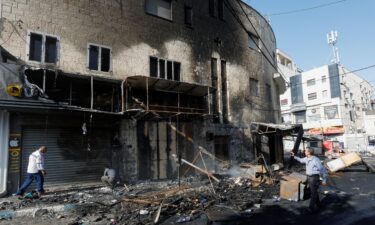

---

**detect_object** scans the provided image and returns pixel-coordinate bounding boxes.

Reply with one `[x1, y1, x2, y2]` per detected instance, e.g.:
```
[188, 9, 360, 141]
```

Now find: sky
[244, 0, 375, 88]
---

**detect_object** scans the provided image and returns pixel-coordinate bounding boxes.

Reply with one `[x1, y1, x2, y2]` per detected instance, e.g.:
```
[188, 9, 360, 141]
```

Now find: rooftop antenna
[327, 31, 340, 64]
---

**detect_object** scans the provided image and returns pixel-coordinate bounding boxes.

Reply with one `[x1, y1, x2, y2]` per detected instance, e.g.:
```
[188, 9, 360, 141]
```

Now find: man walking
[15, 146, 47, 197]
[291, 148, 327, 213]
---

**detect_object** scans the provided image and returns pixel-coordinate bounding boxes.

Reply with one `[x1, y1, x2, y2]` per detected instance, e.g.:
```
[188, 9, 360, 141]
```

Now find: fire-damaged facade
[0, 0, 286, 194]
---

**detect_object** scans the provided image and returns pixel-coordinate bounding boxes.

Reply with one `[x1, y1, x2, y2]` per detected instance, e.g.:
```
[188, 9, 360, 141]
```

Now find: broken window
[211, 58, 219, 117]
[218, 0, 224, 20]
[209, 0, 216, 17]
[158, 59, 165, 79]
[294, 111, 306, 123]
[45, 36, 58, 63]
[145, 0, 172, 21]
[88, 44, 111, 72]
[221, 60, 228, 123]
[248, 33, 259, 50]
[150, 57, 158, 77]
[149, 56, 181, 81]
[167, 61, 173, 80]
[184, 5, 193, 26]
[250, 78, 259, 97]
[28, 32, 59, 63]
[174, 62, 181, 81]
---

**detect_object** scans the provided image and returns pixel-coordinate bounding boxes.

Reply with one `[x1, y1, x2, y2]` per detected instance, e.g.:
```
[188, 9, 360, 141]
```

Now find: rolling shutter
[21, 127, 111, 187]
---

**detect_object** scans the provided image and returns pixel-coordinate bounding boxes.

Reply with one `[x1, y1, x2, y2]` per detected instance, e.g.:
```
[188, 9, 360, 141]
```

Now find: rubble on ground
[0, 161, 309, 225]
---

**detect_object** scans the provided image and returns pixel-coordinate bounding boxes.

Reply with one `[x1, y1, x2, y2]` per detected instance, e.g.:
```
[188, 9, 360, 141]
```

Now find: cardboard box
[280, 179, 300, 201]
[280, 174, 307, 201]
[327, 152, 362, 172]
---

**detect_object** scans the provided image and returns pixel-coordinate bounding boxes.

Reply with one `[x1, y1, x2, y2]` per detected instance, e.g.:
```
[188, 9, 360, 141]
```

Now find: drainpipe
[0, 111, 10, 197]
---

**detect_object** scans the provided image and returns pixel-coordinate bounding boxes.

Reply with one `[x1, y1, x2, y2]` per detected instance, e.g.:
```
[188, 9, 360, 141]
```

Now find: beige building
[0, 0, 285, 193]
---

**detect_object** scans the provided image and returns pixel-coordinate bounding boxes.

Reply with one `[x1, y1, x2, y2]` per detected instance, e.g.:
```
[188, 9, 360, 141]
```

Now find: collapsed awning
[125, 75, 215, 96]
[250, 122, 302, 135]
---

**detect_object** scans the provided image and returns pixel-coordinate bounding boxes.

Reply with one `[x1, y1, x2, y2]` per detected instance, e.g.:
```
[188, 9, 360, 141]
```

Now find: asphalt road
[245, 164, 375, 225]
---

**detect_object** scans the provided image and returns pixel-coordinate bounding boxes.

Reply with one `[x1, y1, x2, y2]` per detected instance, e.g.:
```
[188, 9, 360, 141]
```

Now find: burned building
[0, 0, 286, 194]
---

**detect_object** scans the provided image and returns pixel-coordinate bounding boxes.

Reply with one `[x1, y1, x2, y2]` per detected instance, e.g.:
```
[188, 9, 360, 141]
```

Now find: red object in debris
[323, 141, 333, 152]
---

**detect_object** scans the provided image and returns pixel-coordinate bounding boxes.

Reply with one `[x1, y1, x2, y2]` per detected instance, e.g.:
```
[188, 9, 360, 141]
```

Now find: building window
[250, 78, 258, 97]
[294, 111, 306, 123]
[308, 92, 317, 100]
[280, 99, 288, 106]
[184, 6, 193, 26]
[322, 75, 326, 83]
[322, 90, 328, 98]
[218, 0, 224, 20]
[209, 0, 215, 17]
[266, 84, 272, 102]
[145, 0, 172, 21]
[28, 32, 59, 63]
[307, 78, 316, 86]
[290, 74, 303, 104]
[324, 105, 339, 120]
[149, 56, 181, 81]
[88, 44, 111, 72]
[248, 33, 259, 50]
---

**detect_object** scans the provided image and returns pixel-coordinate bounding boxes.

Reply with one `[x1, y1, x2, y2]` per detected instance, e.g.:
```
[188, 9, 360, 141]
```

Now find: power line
[266, 0, 349, 16]
[287, 64, 375, 87]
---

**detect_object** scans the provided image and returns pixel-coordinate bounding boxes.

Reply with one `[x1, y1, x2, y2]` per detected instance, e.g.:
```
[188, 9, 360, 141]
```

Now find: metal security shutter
[22, 127, 111, 187]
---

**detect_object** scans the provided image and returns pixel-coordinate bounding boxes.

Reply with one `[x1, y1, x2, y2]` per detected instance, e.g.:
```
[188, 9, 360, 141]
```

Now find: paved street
[246, 164, 375, 225]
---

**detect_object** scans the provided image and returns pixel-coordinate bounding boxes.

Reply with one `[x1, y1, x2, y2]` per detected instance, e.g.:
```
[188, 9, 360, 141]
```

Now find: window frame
[145, 0, 173, 21]
[248, 33, 260, 51]
[308, 92, 317, 100]
[250, 78, 259, 97]
[184, 5, 193, 27]
[149, 56, 181, 81]
[87, 43, 112, 73]
[294, 111, 306, 123]
[27, 30, 60, 64]
[209, 0, 216, 17]
[306, 78, 316, 86]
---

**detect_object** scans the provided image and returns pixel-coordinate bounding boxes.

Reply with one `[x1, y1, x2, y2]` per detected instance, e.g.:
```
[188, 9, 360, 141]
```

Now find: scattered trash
[254, 204, 261, 208]
[33, 208, 49, 218]
[99, 187, 112, 193]
[139, 209, 149, 215]
[272, 195, 280, 202]
[244, 208, 253, 213]
[0, 211, 15, 220]
[64, 204, 77, 212]
[176, 216, 191, 223]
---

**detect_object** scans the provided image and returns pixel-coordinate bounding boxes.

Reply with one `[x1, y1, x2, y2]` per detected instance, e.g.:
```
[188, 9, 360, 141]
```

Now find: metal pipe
[90, 76, 93, 110]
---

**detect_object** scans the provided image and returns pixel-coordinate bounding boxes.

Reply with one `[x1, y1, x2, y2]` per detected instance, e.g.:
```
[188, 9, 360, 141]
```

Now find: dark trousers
[16, 172, 44, 195]
[307, 174, 321, 210]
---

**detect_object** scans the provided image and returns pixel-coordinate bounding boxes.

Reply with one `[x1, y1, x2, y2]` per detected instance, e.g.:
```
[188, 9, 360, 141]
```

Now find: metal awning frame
[121, 75, 215, 117]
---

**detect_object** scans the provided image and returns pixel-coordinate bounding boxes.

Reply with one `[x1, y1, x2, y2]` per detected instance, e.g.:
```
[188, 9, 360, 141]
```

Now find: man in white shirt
[101, 167, 116, 188]
[15, 146, 47, 197]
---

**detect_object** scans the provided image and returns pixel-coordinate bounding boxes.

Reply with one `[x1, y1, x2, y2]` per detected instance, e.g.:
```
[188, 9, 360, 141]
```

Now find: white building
[279, 63, 373, 151]
[364, 111, 375, 151]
